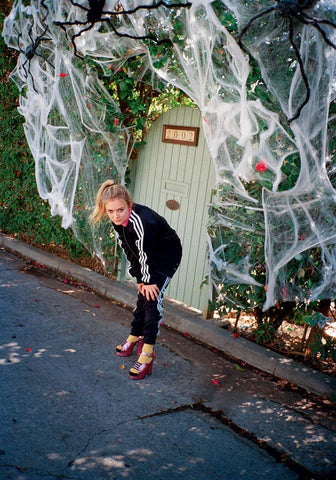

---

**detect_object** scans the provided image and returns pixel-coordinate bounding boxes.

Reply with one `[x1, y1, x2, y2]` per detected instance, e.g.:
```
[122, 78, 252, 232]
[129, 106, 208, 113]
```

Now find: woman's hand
[138, 283, 160, 301]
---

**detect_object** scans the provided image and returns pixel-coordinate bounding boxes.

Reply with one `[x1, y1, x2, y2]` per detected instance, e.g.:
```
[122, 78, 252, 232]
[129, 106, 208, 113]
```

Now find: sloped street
[1, 247, 336, 480]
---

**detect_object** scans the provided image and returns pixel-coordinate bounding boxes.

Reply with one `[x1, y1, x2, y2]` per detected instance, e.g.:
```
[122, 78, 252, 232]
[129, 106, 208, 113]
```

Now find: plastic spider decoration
[54, 0, 191, 58]
[238, 0, 336, 123]
[54, 0, 106, 58]
[18, 23, 54, 93]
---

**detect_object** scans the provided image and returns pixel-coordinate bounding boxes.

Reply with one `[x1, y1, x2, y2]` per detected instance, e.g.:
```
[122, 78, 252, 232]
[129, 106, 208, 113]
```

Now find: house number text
[162, 125, 199, 147]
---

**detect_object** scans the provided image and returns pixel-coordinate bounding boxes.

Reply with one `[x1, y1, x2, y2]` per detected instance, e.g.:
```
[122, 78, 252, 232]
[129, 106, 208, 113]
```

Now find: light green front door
[130, 107, 215, 314]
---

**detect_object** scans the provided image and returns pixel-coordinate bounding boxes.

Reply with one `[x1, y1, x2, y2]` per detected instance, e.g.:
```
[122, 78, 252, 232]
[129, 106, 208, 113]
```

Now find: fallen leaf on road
[277, 379, 289, 387]
[212, 378, 222, 386]
[322, 399, 334, 405]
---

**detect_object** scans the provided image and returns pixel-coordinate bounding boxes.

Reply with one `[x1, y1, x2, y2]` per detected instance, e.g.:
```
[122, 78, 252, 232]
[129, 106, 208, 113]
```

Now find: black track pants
[130, 275, 171, 345]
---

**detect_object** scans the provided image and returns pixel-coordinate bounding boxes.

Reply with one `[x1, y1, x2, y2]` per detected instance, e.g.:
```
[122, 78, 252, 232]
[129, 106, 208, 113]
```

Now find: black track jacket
[113, 204, 182, 285]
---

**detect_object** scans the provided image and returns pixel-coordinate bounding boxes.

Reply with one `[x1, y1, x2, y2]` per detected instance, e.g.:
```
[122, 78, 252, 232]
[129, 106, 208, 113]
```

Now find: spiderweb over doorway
[3, 0, 336, 311]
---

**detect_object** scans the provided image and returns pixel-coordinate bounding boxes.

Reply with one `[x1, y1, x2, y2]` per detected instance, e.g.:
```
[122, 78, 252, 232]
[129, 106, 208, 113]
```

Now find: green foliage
[254, 320, 276, 344]
[277, 152, 301, 192]
[208, 181, 267, 317]
[304, 312, 329, 328]
[309, 333, 336, 361]
[0, 10, 194, 267]
[100, 52, 195, 150]
[210, 147, 334, 339]
[0, 12, 89, 260]
[211, 1, 237, 34]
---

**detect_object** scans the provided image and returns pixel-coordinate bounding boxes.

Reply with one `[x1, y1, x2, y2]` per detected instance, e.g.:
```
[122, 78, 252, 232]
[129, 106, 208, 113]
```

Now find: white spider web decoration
[3, 0, 133, 269]
[2, 0, 336, 311]
[226, 0, 336, 309]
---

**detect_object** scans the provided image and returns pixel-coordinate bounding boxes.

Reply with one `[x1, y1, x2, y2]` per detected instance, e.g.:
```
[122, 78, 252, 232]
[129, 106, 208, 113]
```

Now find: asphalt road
[1, 248, 336, 480]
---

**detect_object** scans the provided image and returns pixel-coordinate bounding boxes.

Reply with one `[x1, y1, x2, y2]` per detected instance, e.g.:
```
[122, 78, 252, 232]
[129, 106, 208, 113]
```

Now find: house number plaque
[162, 125, 199, 147]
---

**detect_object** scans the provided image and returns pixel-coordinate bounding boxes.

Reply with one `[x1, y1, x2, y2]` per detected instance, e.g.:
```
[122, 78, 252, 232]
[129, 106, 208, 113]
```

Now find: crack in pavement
[138, 402, 335, 480]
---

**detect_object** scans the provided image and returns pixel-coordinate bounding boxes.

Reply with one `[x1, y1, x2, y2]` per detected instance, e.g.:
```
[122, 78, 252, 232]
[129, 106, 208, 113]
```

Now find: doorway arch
[129, 107, 215, 314]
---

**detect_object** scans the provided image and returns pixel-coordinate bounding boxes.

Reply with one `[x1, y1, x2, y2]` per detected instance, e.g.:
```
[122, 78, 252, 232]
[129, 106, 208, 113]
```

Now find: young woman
[90, 180, 182, 380]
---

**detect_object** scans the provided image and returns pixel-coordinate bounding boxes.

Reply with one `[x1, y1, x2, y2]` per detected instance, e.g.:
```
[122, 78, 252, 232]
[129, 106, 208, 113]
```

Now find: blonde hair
[90, 180, 133, 224]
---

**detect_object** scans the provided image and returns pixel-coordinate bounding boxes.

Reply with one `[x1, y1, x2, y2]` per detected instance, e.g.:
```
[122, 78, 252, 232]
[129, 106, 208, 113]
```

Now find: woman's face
[105, 198, 130, 225]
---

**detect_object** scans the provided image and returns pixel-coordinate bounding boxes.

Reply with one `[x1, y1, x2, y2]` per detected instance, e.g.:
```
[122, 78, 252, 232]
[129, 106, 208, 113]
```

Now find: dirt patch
[215, 311, 336, 378]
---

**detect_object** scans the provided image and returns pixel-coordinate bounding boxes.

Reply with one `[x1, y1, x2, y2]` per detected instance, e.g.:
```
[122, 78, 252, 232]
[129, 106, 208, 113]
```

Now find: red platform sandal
[116, 337, 144, 357]
[129, 351, 155, 380]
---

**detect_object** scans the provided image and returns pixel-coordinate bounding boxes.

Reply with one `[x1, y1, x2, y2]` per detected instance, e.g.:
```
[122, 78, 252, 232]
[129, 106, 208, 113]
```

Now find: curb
[1, 233, 336, 399]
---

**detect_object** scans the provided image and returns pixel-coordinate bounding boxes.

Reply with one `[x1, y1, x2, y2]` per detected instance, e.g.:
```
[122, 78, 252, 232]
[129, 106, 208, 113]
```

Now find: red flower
[256, 160, 268, 172]
[114, 118, 119, 125]
[59, 73, 68, 78]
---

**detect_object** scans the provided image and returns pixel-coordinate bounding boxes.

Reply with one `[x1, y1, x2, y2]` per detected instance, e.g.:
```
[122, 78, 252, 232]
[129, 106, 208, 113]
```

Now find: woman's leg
[129, 291, 145, 336]
[116, 292, 145, 355]
[142, 276, 170, 344]
[129, 277, 171, 379]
